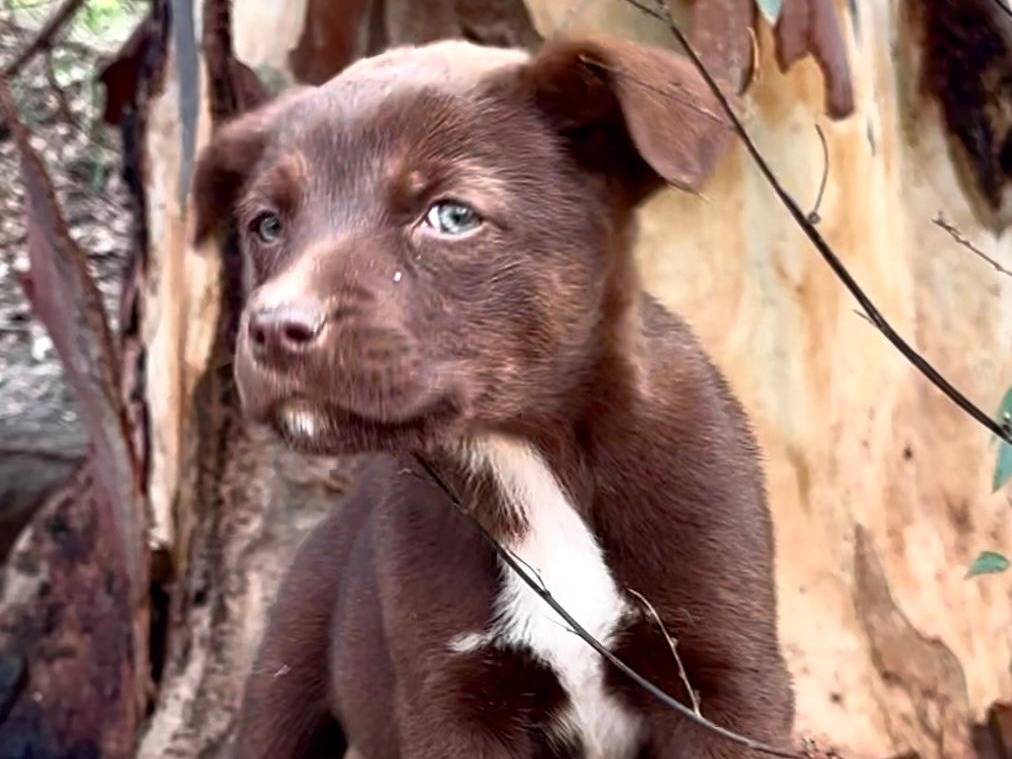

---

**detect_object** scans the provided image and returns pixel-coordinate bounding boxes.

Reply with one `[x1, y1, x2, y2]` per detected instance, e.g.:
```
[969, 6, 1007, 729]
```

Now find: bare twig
[746, 26, 760, 90]
[852, 309, 874, 327]
[3, 18, 98, 57]
[579, 56, 727, 126]
[627, 588, 701, 716]
[1, 0, 64, 11]
[505, 544, 549, 593]
[413, 454, 800, 758]
[44, 49, 77, 127]
[621, 0, 1012, 447]
[933, 213, 1012, 280]
[2, 0, 87, 79]
[808, 125, 829, 224]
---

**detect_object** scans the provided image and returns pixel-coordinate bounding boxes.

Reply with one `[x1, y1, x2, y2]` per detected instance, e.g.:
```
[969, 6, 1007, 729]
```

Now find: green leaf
[996, 386, 1012, 429]
[993, 386, 1012, 491]
[80, 0, 133, 35]
[756, 0, 783, 24]
[966, 551, 1010, 578]
[996, 441, 1012, 492]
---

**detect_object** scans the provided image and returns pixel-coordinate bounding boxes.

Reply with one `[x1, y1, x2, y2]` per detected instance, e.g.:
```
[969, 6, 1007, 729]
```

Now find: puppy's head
[191, 37, 730, 455]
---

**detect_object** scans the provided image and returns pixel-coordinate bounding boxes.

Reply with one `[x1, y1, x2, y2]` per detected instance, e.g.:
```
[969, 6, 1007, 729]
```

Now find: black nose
[247, 306, 324, 366]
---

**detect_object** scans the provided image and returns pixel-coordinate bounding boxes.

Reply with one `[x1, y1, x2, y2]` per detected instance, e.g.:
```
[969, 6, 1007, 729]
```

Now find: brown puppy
[192, 36, 794, 759]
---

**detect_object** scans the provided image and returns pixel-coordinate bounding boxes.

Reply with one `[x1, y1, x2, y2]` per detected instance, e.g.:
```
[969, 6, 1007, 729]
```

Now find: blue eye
[424, 201, 481, 235]
[253, 212, 283, 244]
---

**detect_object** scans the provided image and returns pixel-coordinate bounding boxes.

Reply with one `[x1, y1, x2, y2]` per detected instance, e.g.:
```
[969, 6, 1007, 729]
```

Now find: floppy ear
[190, 115, 268, 245]
[190, 89, 306, 245]
[521, 36, 735, 197]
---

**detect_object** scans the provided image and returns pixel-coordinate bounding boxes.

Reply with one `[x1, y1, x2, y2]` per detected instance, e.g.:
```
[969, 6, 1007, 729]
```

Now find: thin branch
[413, 454, 800, 759]
[852, 309, 874, 328]
[505, 544, 549, 593]
[44, 48, 77, 127]
[621, 0, 1012, 447]
[580, 56, 727, 126]
[933, 213, 1012, 280]
[627, 587, 701, 717]
[808, 125, 829, 224]
[2, 0, 65, 10]
[3, 18, 98, 57]
[2, 0, 87, 79]
[746, 26, 761, 90]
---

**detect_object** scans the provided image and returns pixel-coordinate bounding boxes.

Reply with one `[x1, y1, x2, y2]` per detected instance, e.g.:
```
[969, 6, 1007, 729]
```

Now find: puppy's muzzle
[235, 290, 444, 428]
[247, 304, 325, 369]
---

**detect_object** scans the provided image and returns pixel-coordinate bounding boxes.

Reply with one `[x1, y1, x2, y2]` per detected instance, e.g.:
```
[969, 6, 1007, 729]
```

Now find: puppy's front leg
[397, 722, 532, 759]
[644, 673, 795, 759]
[391, 659, 546, 759]
[396, 711, 535, 759]
[233, 507, 350, 759]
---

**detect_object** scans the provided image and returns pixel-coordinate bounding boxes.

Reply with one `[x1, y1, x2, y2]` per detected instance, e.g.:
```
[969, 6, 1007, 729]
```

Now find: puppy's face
[191, 38, 729, 455]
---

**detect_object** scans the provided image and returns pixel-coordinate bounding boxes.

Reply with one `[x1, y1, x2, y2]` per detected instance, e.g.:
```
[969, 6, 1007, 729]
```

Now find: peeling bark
[686, 0, 755, 93]
[0, 78, 147, 758]
[919, 0, 1012, 232]
[289, 0, 541, 86]
[0, 449, 79, 563]
[0, 82, 142, 590]
[854, 526, 972, 757]
[774, 0, 855, 118]
[0, 467, 138, 759]
[288, 0, 377, 84]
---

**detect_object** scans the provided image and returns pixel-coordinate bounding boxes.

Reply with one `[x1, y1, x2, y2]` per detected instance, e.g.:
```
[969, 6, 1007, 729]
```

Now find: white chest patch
[451, 435, 644, 758]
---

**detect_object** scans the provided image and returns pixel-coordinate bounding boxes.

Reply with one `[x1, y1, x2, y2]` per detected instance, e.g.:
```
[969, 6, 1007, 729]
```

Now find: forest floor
[0, 2, 142, 454]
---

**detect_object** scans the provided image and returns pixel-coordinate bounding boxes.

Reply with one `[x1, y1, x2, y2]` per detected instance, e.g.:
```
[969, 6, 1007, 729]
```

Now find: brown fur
[191, 36, 794, 758]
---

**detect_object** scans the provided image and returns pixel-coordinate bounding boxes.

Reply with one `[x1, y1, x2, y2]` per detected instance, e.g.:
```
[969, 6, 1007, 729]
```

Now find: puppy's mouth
[267, 395, 463, 455]
[233, 326, 470, 454]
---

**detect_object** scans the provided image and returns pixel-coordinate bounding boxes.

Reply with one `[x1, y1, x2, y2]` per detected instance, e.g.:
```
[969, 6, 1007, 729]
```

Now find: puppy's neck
[464, 435, 568, 536]
[436, 291, 650, 542]
[417, 430, 582, 542]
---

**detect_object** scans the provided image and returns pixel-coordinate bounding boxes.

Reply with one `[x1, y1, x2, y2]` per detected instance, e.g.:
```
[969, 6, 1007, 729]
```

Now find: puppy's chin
[262, 397, 464, 456]
[233, 341, 472, 454]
